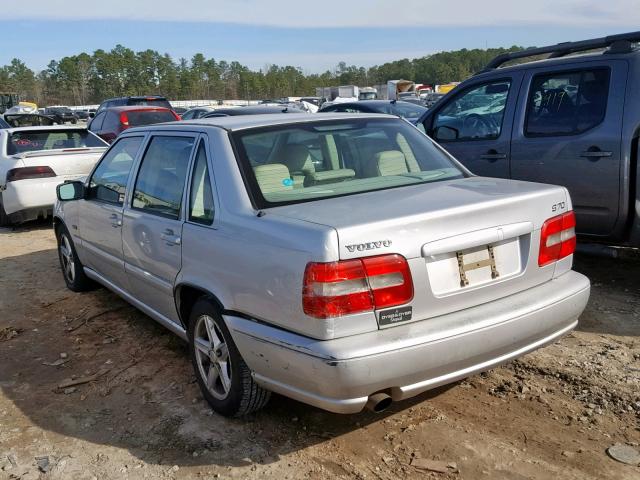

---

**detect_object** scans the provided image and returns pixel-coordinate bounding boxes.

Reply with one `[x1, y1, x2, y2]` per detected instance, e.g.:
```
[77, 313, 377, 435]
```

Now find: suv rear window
[127, 98, 172, 110]
[232, 118, 464, 208]
[525, 68, 610, 137]
[126, 110, 177, 126]
[6, 130, 106, 155]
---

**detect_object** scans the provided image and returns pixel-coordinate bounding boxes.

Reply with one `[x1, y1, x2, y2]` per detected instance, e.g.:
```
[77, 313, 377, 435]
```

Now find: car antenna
[282, 107, 289, 113]
[390, 99, 397, 104]
[257, 210, 266, 217]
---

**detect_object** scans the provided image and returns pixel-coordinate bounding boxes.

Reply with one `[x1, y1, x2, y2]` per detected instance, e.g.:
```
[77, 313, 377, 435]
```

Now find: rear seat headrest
[253, 164, 293, 194]
[375, 150, 409, 176]
[280, 144, 315, 174]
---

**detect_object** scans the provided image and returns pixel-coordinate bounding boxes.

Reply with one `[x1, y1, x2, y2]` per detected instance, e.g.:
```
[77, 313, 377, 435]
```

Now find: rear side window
[90, 111, 106, 130]
[132, 136, 195, 219]
[525, 68, 609, 137]
[189, 141, 215, 225]
[89, 136, 143, 204]
[6, 130, 106, 155]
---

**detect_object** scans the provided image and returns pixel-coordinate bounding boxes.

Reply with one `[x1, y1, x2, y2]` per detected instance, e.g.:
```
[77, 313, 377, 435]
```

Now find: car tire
[0, 197, 10, 227]
[71, 118, 77, 125]
[56, 224, 94, 292]
[188, 298, 271, 417]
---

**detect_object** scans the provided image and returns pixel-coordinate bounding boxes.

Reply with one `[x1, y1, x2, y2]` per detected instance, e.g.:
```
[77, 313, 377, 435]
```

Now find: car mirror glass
[57, 181, 85, 201]
[434, 125, 459, 141]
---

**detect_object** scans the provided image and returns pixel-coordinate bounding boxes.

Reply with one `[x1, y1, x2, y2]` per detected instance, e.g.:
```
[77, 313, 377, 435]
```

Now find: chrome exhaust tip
[365, 393, 392, 413]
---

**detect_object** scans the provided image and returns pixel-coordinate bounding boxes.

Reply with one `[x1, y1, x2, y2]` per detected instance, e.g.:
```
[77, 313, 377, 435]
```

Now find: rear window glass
[126, 110, 176, 126]
[6, 130, 106, 155]
[232, 118, 464, 208]
[127, 99, 173, 110]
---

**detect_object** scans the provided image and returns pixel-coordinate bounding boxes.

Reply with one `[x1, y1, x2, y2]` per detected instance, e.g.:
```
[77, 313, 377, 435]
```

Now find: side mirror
[434, 125, 459, 141]
[57, 181, 85, 201]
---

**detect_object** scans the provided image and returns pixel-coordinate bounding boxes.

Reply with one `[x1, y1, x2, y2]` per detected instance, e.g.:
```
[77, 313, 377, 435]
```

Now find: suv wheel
[56, 225, 94, 292]
[188, 298, 270, 417]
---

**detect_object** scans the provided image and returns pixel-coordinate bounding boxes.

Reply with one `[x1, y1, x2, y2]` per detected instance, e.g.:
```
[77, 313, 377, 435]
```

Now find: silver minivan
[54, 114, 590, 416]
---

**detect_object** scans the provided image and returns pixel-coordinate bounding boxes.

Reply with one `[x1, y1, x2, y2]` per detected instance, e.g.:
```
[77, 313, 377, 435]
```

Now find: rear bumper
[2, 175, 77, 219]
[225, 270, 590, 414]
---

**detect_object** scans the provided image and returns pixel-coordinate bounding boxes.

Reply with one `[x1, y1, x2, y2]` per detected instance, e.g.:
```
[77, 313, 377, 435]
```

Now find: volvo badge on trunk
[345, 240, 392, 253]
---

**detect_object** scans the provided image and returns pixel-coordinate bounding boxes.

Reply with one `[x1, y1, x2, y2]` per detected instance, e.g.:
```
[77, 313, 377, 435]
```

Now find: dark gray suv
[419, 31, 640, 247]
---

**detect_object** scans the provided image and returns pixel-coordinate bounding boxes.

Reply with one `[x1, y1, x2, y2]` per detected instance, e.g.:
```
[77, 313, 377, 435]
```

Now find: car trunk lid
[12, 147, 106, 176]
[269, 176, 570, 327]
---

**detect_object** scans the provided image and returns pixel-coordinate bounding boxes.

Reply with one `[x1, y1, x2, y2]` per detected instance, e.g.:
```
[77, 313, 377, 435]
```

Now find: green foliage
[0, 45, 526, 105]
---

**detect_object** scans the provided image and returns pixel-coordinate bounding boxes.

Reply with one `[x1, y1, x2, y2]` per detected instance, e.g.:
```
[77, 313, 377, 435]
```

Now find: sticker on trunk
[378, 306, 413, 326]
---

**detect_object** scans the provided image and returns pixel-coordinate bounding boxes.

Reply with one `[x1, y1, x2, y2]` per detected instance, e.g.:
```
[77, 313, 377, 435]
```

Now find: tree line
[0, 44, 524, 106]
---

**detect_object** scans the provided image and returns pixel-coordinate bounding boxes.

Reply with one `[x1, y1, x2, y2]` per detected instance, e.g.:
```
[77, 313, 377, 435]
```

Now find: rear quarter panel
[175, 128, 379, 340]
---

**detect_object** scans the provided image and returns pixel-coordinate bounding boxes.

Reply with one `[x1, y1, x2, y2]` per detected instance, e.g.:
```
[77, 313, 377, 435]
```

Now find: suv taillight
[539, 211, 576, 267]
[6, 166, 56, 182]
[303, 254, 413, 319]
[119, 112, 130, 127]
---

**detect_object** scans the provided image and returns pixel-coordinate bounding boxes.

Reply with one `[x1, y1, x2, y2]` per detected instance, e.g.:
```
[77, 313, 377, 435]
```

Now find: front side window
[525, 68, 609, 137]
[433, 80, 511, 142]
[232, 118, 465, 208]
[132, 136, 195, 219]
[189, 141, 215, 225]
[89, 136, 143, 204]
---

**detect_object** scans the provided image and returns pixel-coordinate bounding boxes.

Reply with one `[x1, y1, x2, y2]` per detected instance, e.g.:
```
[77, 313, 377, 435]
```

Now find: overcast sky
[2, 0, 638, 71]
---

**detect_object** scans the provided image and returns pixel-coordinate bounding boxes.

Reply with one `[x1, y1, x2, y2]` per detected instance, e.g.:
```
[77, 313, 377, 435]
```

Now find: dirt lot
[0, 223, 638, 480]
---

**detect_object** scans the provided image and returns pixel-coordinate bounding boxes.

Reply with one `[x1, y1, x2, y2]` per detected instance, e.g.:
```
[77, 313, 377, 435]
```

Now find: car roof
[211, 106, 304, 115]
[323, 100, 418, 107]
[101, 106, 173, 113]
[474, 48, 639, 78]
[104, 95, 168, 101]
[126, 112, 397, 133]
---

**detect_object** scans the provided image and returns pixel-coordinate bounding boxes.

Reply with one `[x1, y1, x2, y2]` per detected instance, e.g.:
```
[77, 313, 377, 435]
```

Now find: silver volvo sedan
[53, 113, 590, 416]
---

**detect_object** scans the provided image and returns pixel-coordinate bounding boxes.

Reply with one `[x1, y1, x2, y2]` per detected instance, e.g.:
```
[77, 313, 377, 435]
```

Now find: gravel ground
[0, 223, 638, 480]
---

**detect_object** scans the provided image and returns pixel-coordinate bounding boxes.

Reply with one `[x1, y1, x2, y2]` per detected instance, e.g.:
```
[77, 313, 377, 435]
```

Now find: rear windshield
[126, 110, 176, 126]
[6, 130, 106, 155]
[232, 118, 465, 208]
[127, 98, 173, 110]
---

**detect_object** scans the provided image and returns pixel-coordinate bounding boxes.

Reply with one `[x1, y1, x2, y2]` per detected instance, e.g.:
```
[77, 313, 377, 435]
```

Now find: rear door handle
[109, 213, 122, 228]
[160, 228, 181, 246]
[580, 150, 612, 158]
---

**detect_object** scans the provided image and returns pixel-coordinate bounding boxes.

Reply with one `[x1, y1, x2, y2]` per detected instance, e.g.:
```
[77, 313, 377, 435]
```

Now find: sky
[1, 0, 639, 73]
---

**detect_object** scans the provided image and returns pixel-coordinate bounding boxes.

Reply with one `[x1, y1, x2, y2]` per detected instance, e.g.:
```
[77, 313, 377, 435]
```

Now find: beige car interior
[252, 132, 422, 194]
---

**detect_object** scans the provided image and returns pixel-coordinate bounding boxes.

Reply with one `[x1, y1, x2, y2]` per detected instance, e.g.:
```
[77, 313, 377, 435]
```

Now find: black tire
[188, 298, 270, 417]
[56, 224, 94, 292]
[0, 197, 10, 227]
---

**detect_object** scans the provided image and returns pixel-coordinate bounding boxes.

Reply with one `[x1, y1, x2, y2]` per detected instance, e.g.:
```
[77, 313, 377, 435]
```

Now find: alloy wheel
[194, 314, 232, 400]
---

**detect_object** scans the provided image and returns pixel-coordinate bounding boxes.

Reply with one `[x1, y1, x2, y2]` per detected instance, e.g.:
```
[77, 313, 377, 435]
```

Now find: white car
[0, 126, 108, 226]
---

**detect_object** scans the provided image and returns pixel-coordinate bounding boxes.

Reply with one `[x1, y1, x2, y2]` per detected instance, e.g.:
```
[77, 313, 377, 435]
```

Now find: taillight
[172, 111, 181, 121]
[538, 211, 576, 267]
[6, 166, 56, 182]
[119, 112, 129, 127]
[303, 254, 413, 319]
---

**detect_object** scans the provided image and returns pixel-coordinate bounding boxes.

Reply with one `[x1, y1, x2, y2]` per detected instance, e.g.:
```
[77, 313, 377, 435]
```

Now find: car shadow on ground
[0, 218, 53, 235]
[0, 247, 454, 469]
[572, 252, 640, 337]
